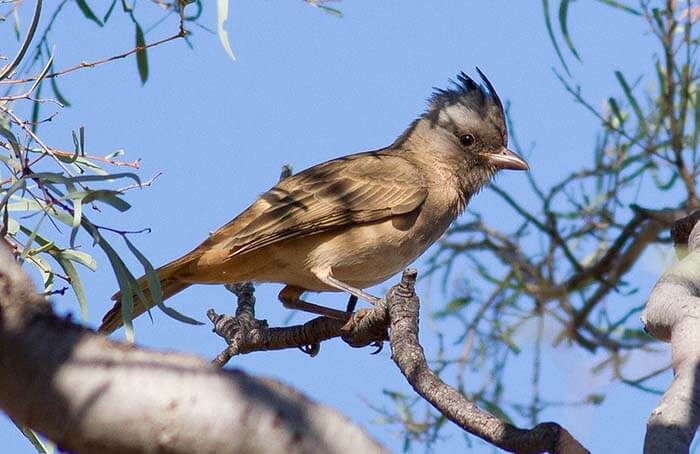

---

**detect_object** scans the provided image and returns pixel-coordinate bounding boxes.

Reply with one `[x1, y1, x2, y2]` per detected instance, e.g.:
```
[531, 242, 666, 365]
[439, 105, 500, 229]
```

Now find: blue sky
[0, 1, 677, 452]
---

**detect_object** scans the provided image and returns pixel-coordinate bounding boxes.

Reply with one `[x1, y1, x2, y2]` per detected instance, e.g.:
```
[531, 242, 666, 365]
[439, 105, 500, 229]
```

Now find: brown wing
[210, 152, 428, 257]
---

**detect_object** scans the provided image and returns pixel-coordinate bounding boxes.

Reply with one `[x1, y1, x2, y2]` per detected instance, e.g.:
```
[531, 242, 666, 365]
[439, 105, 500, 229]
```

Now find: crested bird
[99, 69, 528, 334]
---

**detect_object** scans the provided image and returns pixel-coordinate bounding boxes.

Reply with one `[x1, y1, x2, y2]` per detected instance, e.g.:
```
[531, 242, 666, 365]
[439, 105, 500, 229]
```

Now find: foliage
[374, 0, 700, 448]
[0, 1, 202, 449]
[0, 1, 343, 450]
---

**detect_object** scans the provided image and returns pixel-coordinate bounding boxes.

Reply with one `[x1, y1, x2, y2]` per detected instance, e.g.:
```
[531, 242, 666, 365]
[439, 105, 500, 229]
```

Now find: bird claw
[370, 341, 384, 355]
[340, 308, 371, 333]
[345, 295, 358, 313]
[299, 343, 320, 357]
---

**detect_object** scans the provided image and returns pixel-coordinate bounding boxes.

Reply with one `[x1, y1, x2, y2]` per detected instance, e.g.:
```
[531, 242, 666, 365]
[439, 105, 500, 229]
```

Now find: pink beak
[487, 147, 529, 171]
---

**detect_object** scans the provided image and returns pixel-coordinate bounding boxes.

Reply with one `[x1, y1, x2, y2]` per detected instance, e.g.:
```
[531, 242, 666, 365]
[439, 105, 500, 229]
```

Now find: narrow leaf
[614, 70, 647, 132]
[542, 0, 571, 76]
[54, 255, 89, 321]
[58, 249, 97, 271]
[124, 237, 203, 326]
[49, 67, 71, 107]
[558, 0, 581, 61]
[31, 254, 54, 291]
[75, 0, 104, 27]
[30, 81, 42, 133]
[135, 22, 149, 84]
[594, 0, 641, 15]
[29, 171, 140, 185]
[103, 0, 118, 23]
[0, 124, 22, 160]
[316, 5, 343, 17]
[82, 190, 131, 212]
[217, 0, 237, 61]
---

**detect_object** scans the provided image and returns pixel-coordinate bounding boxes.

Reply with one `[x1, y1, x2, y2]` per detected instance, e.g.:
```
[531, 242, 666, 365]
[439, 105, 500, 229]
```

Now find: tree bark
[642, 211, 700, 453]
[0, 248, 387, 454]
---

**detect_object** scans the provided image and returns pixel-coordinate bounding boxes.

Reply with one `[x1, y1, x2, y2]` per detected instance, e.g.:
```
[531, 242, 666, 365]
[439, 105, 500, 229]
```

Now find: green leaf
[54, 255, 89, 321]
[57, 249, 97, 271]
[30, 253, 54, 291]
[316, 5, 343, 17]
[30, 81, 42, 133]
[135, 23, 149, 84]
[558, 0, 581, 61]
[587, 393, 606, 405]
[5, 217, 19, 235]
[433, 297, 470, 319]
[18, 213, 48, 263]
[607, 97, 625, 127]
[0, 124, 22, 160]
[652, 169, 678, 190]
[622, 328, 653, 341]
[75, 0, 104, 27]
[217, 0, 236, 62]
[124, 237, 203, 326]
[98, 236, 135, 341]
[72, 189, 132, 212]
[66, 181, 82, 248]
[182, 0, 203, 21]
[104, 149, 124, 160]
[542, 0, 571, 76]
[614, 70, 647, 132]
[49, 67, 71, 107]
[9, 198, 74, 227]
[86, 190, 131, 212]
[103, 0, 118, 23]
[29, 171, 141, 185]
[12, 7, 20, 41]
[594, 0, 641, 15]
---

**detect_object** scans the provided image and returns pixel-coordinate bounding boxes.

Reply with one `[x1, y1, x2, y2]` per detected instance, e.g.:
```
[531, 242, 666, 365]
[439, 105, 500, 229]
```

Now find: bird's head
[418, 69, 528, 175]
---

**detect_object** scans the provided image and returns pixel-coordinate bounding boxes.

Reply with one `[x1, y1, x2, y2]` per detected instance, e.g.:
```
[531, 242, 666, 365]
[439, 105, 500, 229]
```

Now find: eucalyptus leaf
[217, 0, 236, 61]
[54, 255, 89, 321]
[135, 22, 149, 84]
[542, 0, 571, 76]
[75, 0, 104, 27]
[28, 171, 140, 185]
[558, 0, 581, 61]
[124, 237, 203, 326]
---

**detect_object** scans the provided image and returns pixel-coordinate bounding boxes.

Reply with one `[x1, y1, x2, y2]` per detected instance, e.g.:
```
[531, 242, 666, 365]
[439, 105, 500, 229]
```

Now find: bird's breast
[304, 202, 456, 289]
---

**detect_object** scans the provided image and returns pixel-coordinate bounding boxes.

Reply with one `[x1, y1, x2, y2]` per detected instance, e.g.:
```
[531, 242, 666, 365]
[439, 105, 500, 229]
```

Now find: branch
[209, 270, 590, 453]
[208, 283, 387, 365]
[0, 0, 42, 82]
[387, 270, 589, 454]
[642, 210, 700, 453]
[0, 248, 387, 454]
[0, 26, 186, 86]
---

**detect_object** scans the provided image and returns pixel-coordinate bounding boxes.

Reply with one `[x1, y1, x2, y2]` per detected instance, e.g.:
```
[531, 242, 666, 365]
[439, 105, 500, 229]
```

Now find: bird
[98, 69, 528, 334]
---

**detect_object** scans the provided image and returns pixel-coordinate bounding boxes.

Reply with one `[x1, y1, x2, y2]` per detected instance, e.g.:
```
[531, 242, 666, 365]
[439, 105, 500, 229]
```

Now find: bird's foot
[298, 343, 321, 357]
[279, 285, 352, 321]
[208, 308, 269, 366]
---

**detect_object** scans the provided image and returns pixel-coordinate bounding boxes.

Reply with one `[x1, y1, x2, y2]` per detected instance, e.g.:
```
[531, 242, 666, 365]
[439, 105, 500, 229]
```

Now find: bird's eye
[459, 134, 475, 147]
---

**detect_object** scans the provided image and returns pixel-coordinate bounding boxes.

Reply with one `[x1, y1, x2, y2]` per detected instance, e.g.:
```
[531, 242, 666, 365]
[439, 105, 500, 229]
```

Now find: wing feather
[215, 152, 427, 257]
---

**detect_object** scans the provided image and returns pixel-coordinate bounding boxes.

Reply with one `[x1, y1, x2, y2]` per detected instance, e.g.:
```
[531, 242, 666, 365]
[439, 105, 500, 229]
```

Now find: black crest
[427, 68, 505, 122]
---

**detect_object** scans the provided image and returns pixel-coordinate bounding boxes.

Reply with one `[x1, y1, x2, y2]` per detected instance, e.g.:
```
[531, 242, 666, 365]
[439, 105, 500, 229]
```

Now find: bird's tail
[98, 260, 191, 334]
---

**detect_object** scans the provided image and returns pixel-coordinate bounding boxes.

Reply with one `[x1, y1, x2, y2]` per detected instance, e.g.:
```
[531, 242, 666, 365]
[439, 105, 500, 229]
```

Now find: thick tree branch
[642, 210, 700, 453]
[387, 270, 588, 454]
[209, 269, 590, 453]
[0, 248, 387, 454]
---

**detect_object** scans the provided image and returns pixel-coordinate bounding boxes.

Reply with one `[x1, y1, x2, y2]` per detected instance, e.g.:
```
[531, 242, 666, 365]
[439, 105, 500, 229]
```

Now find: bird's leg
[278, 286, 351, 321]
[318, 274, 380, 305]
[346, 295, 358, 312]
